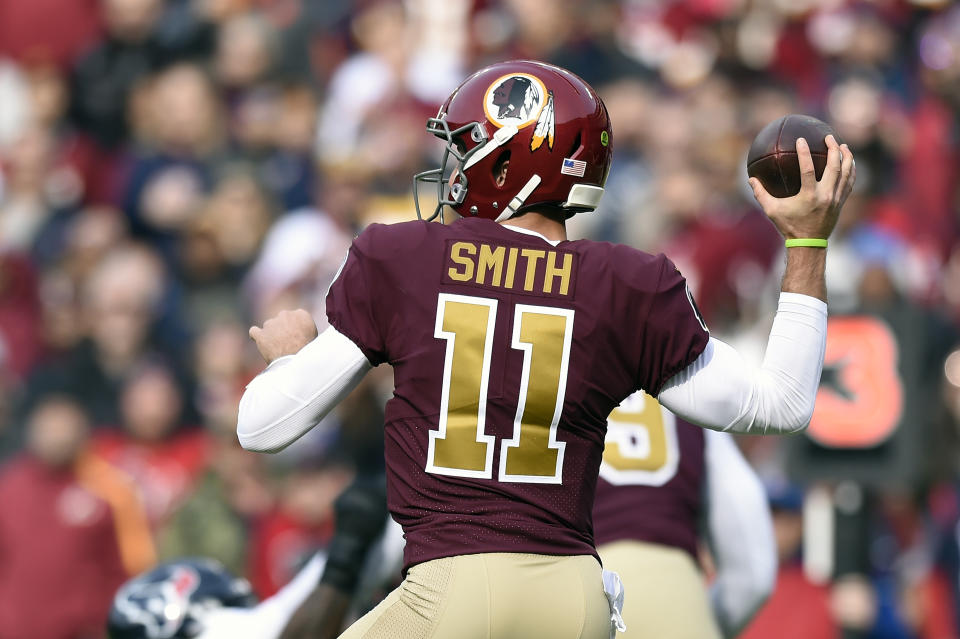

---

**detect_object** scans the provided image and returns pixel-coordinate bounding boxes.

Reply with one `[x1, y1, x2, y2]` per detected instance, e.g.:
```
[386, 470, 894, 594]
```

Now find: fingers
[796, 138, 817, 192]
[836, 143, 855, 201]
[817, 135, 842, 197]
[849, 152, 857, 193]
[291, 308, 314, 325]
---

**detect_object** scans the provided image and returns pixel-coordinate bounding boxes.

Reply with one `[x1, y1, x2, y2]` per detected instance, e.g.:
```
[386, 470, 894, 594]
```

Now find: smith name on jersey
[326, 217, 708, 571]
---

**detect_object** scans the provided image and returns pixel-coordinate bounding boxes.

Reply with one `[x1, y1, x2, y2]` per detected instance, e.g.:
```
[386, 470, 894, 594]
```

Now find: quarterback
[237, 60, 854, 638]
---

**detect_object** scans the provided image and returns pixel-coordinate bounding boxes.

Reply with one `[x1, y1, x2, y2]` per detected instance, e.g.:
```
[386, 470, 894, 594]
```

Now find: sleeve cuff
[778, 292, 828, 317]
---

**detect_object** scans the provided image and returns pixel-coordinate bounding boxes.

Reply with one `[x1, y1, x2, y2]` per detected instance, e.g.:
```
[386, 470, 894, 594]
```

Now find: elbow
[781, 412, 812, 435]
[782, 397, 816, 434]
[237, 434, 261, 453]
[236, 390, 287, 454]
[237, 432, 287, 454]
[752, 379, 815, 434]
[236, 412, 292, 454]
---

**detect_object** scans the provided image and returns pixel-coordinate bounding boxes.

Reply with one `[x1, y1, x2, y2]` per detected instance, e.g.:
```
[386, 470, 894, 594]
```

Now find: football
[746, 114, 840, 198]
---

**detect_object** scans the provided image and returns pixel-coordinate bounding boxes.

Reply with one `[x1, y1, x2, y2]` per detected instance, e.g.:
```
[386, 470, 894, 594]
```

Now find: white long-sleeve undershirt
[702, 430, 777, 638]
[657, 292, 827, 434]
[237, 328, 372, 453]
[237, 293, 827, 452]
[196, 554, 326, 639]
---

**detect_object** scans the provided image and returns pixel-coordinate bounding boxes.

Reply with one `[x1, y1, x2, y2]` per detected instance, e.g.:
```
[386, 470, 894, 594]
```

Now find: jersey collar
[501, 224, 562, 247]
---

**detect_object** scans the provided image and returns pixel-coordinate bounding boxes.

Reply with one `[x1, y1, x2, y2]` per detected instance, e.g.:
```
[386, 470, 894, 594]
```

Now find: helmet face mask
[413, 60, 613, 224]
[413, 118, 488, 223]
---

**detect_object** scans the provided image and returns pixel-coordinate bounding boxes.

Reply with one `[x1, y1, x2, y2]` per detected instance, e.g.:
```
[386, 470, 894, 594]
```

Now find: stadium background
[0, 0, 959, 637]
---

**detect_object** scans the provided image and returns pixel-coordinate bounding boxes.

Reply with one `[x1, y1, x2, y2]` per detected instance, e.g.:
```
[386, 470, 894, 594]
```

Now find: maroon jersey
[592, 391, 705, 558]
[326, 217, 708, 570]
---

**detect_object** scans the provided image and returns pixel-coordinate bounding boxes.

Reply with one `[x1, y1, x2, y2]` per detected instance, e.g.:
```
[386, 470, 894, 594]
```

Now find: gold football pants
[338, 552, 611, 639]
[598, 540, 721, 639]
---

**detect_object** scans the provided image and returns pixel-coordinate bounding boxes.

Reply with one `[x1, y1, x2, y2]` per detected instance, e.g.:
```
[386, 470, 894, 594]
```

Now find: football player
[594, 391, 776, 639]
[107, 556, 311, 639]
[107, 476, 401, 639]
[276, 473, 397, 639]
[237, 59, 854, 638]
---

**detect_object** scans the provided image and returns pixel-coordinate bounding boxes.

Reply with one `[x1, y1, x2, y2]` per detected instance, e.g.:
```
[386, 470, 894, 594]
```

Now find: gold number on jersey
[427, 295, 573, 483]
[599, 391, 680, 486]
[500, 305, 572, 483]
[427, 294, 498, 478]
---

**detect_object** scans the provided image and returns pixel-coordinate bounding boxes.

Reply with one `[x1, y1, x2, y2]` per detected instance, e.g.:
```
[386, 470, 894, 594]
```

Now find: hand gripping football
[747, 114, 840, 198]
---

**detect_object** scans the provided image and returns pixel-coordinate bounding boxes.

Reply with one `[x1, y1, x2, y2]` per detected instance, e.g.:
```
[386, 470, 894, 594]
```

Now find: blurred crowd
[0, 0, 959, 638]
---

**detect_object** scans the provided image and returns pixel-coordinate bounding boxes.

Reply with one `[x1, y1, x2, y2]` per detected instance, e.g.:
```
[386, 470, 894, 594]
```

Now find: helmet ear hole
[493, 150, 511, 188]
[568, 131, 583, 158]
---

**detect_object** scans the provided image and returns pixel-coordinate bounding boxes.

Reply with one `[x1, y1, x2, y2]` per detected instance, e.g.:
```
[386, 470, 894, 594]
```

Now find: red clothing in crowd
[740, 564, 839, 639]
[0, 255, 42, 379]
[0, 453, 154, 639]
[93, 429, 210, 527]
[0, 0, 101, 68]
[913, 571, 960, 639]
[247, 509, 334, 598]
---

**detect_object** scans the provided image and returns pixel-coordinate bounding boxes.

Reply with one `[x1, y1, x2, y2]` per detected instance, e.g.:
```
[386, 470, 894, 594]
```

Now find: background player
[594, 391, 775, 639]
[237, 59, 854, 638]
[108, 474, 400, 639]
[107, 556, 311, 639]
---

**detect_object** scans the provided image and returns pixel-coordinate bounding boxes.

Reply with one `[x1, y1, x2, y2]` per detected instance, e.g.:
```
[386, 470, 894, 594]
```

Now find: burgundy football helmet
[414, 60, 613, 223]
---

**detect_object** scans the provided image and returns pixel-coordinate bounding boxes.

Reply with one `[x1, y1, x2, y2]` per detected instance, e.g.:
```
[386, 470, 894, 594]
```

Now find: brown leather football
[747, 114, 839, 198]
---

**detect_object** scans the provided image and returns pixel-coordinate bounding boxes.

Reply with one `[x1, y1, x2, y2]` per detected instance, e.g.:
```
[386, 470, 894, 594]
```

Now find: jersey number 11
[426, 293, 574, 484]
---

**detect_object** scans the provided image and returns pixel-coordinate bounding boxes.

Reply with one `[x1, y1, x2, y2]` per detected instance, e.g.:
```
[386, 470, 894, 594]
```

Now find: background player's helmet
[107, 558, 256, 639]
[414, 60, 613, 223]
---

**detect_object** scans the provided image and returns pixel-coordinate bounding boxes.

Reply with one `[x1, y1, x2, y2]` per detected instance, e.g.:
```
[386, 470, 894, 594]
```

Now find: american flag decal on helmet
[561, 158, 586, 177]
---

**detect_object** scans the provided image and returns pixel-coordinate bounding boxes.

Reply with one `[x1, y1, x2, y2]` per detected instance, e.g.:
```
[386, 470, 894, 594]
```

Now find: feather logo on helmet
[483, 73, 555, 151]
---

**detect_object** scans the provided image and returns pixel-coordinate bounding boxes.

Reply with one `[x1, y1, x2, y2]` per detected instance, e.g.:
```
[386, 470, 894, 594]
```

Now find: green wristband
[785, 238, 828, 248]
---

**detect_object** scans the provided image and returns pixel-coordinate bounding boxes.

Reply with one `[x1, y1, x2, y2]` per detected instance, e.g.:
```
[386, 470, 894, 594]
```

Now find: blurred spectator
[33, 206, 128, 361]
[247, 458, 353, 598]
[70, 0, 211, 149]
[0, 396, 155, 639]
[24, 242, 183, 426]
[214, 11, 277, 92]
[0, 0, 101, 68]
[315, 0, 464, 168]
[863, 490, 959, 639]
[192, 318, 252, 423]
[741, 486, 840, 639]
[93, 361, 208, 526]
[123, 63, 225, 258]
[159, 427, 272, 577]
[0, 254, 43, 381]
[244, 207, 351, 325]
[0, 126, 61, 254]
[180, 170, 273, 326]
[253, 82, 319, 210]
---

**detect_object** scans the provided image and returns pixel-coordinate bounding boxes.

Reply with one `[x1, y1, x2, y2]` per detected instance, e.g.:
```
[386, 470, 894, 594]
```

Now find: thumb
[249, 325, 262, 342]
[749, 178, 776, 211]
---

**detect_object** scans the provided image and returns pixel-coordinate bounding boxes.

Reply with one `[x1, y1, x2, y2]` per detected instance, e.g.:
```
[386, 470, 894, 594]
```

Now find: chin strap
[496, 174, 542, 222]
[463, 125, 518, 171]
